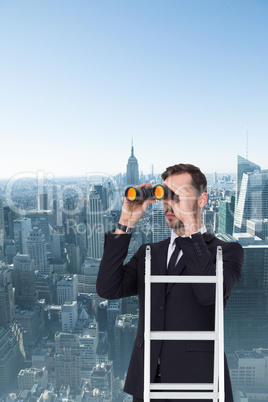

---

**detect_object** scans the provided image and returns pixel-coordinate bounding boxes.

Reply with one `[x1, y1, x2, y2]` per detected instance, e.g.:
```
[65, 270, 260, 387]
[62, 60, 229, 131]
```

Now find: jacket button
[160, 305, 164, 311]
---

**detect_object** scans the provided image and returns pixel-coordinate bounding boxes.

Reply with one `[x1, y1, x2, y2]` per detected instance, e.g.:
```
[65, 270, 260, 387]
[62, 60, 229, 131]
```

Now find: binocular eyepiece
[125, 185, 179, 202]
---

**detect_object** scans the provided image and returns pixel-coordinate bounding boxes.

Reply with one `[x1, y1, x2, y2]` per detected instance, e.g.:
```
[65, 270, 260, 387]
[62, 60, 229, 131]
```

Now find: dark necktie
[167, 237, 180, 275]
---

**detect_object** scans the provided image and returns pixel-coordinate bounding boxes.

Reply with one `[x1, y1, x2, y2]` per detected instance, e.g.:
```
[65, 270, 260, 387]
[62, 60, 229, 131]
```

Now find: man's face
[162, 172, 199, 230]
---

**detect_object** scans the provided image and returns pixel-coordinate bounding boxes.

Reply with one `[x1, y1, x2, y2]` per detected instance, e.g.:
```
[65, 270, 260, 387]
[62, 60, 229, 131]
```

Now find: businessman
[96, 163, 243, 401]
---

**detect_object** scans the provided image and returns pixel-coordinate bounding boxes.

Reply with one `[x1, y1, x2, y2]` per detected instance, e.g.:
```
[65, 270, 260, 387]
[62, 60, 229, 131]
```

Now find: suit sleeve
[177, 233, 244, 306]
[96, 231, 141, 300]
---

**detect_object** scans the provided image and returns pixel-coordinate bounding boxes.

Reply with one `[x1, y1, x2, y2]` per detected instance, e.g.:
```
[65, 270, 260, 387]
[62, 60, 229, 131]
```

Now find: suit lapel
[156, 239, 169, 275]
[152, 240, 169, 297]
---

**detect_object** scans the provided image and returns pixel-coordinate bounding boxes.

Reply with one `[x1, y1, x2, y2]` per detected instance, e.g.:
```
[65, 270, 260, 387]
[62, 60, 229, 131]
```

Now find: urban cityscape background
[0, 146, 268, 401]
[1, 0, 268, 401]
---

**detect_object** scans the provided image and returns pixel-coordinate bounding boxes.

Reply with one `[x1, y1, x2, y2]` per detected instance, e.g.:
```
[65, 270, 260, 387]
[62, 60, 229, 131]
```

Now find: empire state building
[126, 144, 139, 185]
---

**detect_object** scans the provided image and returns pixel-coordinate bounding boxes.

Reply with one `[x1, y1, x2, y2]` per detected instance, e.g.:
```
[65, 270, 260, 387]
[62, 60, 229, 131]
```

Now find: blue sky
[0, 0, 267, 178]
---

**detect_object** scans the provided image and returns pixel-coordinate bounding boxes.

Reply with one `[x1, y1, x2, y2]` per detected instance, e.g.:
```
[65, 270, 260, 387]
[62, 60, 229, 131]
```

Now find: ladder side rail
[213, 246, 220, 402]
[217, 246, 225, 402]
[144, 246, 151, 401]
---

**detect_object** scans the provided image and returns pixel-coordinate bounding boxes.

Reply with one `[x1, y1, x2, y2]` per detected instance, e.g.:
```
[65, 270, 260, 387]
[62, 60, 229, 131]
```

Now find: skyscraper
[152, 203, 171, 242]
[13, 218, 32, 254]
[79, 322, 99, 379]
[223, 233, 268, 353]
[236, 155, 260, 206]
[54, 332, 81, 390]
[57, 275, 78, 305]
[234, 168, 268, 233]
[114, 314, 138, 378]
[87, 186, 104, 259]
[26, 227, 47, 272]
[0, 199, 4, 259]
[218, 195, 235, 235]
[126, 143, 139, 185]
[61, 301, 78, 332]
[13, 254, 38, 309]
[202, 210, 215, 233]
[0, 262, 15, 327]
[0, 327, 22, 392]
[25, 210, 54, 243]
[37, 193, 48, 211]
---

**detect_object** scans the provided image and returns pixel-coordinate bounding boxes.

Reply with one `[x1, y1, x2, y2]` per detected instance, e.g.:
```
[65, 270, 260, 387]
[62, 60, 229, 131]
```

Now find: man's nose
[162, 199, 173, 208]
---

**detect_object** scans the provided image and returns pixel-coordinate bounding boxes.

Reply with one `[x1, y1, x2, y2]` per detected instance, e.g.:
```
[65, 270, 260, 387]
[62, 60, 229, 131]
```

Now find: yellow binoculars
[125, 184, 179, 202]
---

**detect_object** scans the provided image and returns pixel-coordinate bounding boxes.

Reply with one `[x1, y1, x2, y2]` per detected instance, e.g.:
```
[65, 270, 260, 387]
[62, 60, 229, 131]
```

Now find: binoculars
[125, 184, 179, 202]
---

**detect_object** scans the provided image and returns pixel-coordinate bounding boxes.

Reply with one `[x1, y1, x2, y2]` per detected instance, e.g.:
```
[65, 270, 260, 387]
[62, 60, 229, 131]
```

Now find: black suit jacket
[96, 231, 243, 401]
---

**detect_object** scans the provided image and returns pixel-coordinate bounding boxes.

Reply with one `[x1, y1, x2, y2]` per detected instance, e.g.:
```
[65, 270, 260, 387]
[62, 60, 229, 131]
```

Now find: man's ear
[199, 192, 208, 208]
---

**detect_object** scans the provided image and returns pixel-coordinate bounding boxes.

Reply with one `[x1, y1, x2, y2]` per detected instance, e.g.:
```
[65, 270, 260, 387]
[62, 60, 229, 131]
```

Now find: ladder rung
[150, 391, 219, 399]
[150, 331, 218, 340]
[150, 383, 214, 390]
[149, 275, 217, 283]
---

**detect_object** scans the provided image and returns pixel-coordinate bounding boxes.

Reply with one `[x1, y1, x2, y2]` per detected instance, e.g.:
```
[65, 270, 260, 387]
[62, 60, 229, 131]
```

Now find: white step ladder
[144, 245, 225, 401]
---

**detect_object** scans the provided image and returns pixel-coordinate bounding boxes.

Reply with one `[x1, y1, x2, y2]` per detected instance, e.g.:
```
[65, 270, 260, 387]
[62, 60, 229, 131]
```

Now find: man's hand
[115, 183, 155, 234]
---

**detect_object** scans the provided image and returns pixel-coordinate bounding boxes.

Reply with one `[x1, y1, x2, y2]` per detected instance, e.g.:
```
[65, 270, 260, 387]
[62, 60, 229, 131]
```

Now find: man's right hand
[115, 183, 155, 234]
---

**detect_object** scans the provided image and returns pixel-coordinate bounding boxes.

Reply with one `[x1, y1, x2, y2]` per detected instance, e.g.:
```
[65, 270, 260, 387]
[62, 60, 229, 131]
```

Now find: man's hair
[161, 163, 207, 194]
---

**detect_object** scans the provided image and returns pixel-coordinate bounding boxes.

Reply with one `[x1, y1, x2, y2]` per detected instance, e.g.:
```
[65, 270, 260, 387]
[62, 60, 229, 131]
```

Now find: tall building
[107, 300, 121, 361]
[98, 300, 108, 332]
[152, 203, 171, 242]
[4, 239, 16, 264]
[13, 254, 38, 309]
[79, 322, 99, 379]
[0, 199, 4, 259]
[234, 155, 262, 233]
[18, 367, 48, 392]
[26, 227, 47, 272]
[247, 218, 268, 241]
[0, 262, 15, 327]
[50, 232, 65, 260]
[126, 143, 139, 185]
[222, 234, 268, 353]
[229, 349, 268, 393]
[61, 301, 78, 332]
[13, 218, 32, 254]
[25, 210, 54, 243]
[114, 314, 138, 378]
[234, 168, 268, 233]
[0, 327, 22, 392]
[54, 332, 81, 390]
[57, 275, 78, 305]
[37, 193, 48, 211]
[87, 186, 104, 259]
[218, 195, 235, 235]
[4, 205, 17, 240]
[90, 362, 113, 401]
[15, 301, 45, 350]
[202, 210, 214, 233]
[78, 257, 99, 295]
[67, 243, 81, 273]
[236, 155, 260, 207]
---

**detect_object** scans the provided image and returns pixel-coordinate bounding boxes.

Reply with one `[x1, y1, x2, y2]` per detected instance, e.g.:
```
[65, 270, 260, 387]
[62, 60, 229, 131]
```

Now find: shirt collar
[170, 225, 207, 246]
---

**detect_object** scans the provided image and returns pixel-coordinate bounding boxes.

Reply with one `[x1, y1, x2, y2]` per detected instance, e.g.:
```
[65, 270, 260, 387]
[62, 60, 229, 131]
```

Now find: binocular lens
[126, 187, 137, 201]
[154, 185, 165, 200]
[125, 184, 178, 202]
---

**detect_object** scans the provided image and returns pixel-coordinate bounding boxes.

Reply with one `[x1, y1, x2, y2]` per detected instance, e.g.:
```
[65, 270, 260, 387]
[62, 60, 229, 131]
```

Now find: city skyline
[1, 148, 268, 399]
[0, 0, 268, 178]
